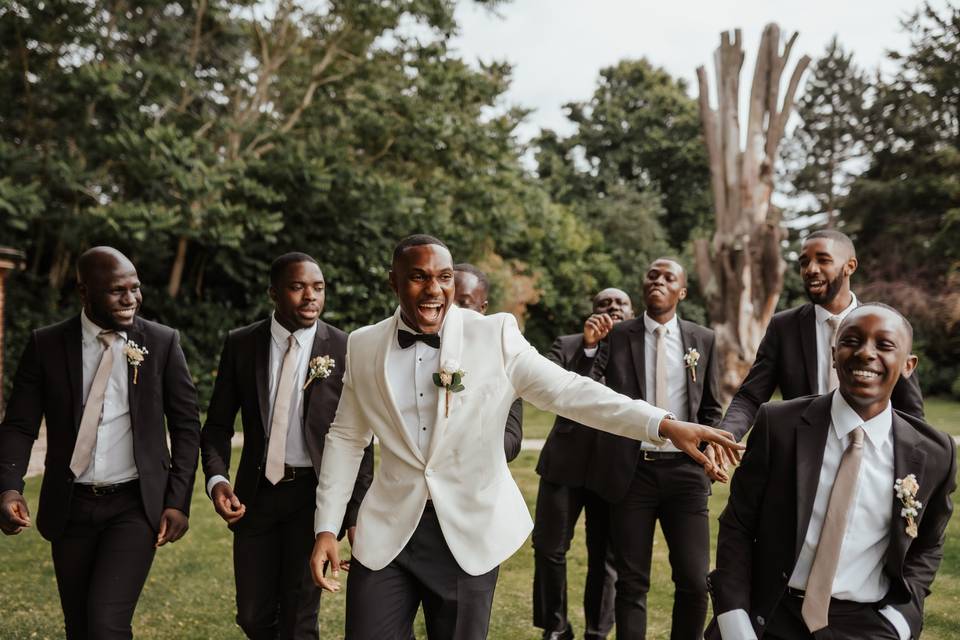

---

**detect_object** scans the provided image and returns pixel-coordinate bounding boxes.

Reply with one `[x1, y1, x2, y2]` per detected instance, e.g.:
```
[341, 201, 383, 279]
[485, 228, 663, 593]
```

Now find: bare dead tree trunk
[694, 24, 811, 402]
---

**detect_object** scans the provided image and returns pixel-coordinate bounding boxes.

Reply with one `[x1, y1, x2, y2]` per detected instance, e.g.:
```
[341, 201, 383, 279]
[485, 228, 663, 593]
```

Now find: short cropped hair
[270, 252, 319, 287]
[453, 263, 489, 294]
[392, 234, 449, 267]
[804, 229, 856, 257]
[840, 302, 914, 347]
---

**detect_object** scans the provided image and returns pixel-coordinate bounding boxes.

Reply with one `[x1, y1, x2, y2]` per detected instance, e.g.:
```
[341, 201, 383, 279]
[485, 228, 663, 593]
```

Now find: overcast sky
[448, 0, 939, 144]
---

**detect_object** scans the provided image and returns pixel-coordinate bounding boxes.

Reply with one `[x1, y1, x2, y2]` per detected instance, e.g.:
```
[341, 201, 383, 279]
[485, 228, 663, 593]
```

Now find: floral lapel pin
[683, 347, 700, 383]
[433, 360, 466, 418]
[894, 474, 922, 538]
[124, 341, 148, 384]
[303, 355, 336, 391]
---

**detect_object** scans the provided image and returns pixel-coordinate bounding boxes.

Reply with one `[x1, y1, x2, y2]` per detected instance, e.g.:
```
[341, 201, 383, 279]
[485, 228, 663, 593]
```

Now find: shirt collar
[830, 389, 892, 450]
[815, 291, 859, 325]
[80, 309, 127, 344]
[270, 313, 317, 351]
[643, 311, 679, 336]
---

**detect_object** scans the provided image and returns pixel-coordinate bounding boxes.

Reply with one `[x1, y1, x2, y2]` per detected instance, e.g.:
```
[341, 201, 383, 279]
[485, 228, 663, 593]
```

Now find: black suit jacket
[722, 303, 925, 441]
[535, 333, 605, 487]
[503, 397, 524, 463]
[0, 315, 201, 540]
[707, 393, 956, 639]
[200, 318, 373, 533]
[584, 316, 723, 502]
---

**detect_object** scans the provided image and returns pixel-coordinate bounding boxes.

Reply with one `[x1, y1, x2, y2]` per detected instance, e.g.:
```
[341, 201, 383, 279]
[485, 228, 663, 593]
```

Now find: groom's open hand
[311, 531, 342, 592]
[658, 418, 742, 478]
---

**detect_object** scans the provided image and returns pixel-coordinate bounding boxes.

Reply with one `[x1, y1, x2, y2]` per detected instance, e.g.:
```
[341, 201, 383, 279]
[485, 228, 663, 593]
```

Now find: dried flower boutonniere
[303, 355, 336, 391]
[894, 474, 923, 538]
[683, 347, 700, 383]
[124, 341, 149, 384]
[433, 360, 466, 418]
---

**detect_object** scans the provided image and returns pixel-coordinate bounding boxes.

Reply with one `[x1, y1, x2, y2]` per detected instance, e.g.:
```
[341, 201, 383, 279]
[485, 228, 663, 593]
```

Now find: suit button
[425, 468, 433, 477]
[781, 571, 789, 580]
[756, 615, 765, 626]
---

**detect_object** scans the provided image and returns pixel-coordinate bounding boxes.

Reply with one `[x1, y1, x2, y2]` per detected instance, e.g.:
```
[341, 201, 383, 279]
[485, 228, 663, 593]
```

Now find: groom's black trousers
[345, 502, 499, 640]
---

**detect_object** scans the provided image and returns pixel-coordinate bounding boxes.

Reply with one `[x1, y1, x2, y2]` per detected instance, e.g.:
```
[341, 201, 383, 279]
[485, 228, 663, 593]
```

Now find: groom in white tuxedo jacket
[310, 235, 741, 639]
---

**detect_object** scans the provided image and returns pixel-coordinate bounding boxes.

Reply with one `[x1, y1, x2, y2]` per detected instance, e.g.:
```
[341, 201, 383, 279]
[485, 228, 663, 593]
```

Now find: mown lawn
[1, 399, 958, 639]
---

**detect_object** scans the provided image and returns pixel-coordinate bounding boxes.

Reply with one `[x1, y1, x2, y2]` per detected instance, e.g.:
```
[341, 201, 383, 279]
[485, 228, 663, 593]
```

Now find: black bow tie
[398, 329, 441, 349]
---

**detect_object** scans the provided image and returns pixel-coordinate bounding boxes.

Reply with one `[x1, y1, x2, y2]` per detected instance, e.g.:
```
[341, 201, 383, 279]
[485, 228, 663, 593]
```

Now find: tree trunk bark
[167, 235, 188, 299]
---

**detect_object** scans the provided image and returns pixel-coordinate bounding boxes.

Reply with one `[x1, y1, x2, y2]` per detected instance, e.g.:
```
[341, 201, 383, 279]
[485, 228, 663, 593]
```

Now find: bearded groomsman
[201, 252, 373, 639]
[707, 304, 955, 640]
[308, 235, 741, 640]
[585, 258, 723, 640]
[716, 230, 923, 463]
[452, 263, 523, 462]
[0, 247, 201, 639]
[532, 287, 634, 640]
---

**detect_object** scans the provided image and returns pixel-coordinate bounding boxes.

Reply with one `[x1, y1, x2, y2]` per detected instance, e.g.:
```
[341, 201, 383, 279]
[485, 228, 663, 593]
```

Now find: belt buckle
[643, 450, 656, 461]
[91, 484, 109, 496]
[279, 466, 297, 483]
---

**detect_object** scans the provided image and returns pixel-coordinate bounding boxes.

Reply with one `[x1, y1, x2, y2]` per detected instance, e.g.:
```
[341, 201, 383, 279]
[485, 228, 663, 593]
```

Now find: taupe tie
[69, 331, 117, 478]
[654, 325, 668, 410]
[826, 315, 841, 392]
[802, 426, 865, 632]
[265, 335, 301, 484]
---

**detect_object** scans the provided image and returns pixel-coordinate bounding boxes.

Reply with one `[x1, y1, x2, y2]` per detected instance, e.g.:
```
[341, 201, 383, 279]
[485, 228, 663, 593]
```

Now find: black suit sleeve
[503, 397, 524, 462]
[720, 318, 781, 441]
[892, 370, 924, 420]
[545, 336, 568, 368]
[161, 330, 202, 516]
[200, 335, 240, 485]
[698, 333, 724, 427]
[893, 437, 956, 637]
[709, 404, 772, 615]
[341, 438, 374, 534]
[0, 333, 44, 494]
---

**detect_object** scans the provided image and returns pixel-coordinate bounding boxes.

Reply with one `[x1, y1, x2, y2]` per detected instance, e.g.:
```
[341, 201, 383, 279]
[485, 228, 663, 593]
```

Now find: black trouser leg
[532, 478, 583, 634]
[582, 490, 617, 640]
[51, 486, 156, 640]
[609, 465, 657, 640]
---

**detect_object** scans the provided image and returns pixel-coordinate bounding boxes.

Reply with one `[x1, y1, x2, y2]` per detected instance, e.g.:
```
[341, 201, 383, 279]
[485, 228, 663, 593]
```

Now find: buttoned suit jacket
[705, 393, 956, 640]
[534, 333, 606, 487]
[0, 315, 201, 540]
[200, 318, 373, 532]
[314, 305, 671, 576]
[721, 303, 925, 441]
[585, 316, 723, 502]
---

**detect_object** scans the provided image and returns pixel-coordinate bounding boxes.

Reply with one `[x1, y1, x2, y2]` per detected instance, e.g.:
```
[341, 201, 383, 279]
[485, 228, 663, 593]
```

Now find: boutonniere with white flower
[433, 360, 466, 418]
[124, 341, 149, 385]
[894, 474, 923, 538]
[683, 347, 700, 383]
[303, 355, 336, 391]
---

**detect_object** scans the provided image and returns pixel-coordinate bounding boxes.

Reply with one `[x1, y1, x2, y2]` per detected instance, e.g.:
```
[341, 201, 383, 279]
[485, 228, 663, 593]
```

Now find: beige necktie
[826, 315, 841, 392]
[654, 325, 668, 410]
[802, 426, 865, 632]
[265, 335, 301, 484]
[70, 331, 117, 478]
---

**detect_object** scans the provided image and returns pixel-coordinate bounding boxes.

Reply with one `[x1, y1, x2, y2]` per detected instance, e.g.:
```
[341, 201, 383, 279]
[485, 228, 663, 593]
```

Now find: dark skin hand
[582, 287, 634, 347]
[0, 490, 31, 535]
[156, 508, 189, 547]
[211, 482, 246, 525]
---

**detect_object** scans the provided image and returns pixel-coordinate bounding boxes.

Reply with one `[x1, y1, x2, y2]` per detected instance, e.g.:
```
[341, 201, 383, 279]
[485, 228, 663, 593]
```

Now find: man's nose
[425, 277, 442, 294]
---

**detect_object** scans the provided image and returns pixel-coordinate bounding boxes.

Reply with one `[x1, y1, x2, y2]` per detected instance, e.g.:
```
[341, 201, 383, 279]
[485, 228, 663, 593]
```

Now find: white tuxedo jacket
[314, 305, 670, 575]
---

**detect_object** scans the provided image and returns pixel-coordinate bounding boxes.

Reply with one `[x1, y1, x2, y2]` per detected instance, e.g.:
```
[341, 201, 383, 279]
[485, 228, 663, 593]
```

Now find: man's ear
[267, 285, 277, 304]
[901, 353, 919, 379]
[388, 270, 398, 295]
[845, 256, 859, 278]
[77, 283, 88, 307]
[480, 300, 489, 314]
[678, 287, 688, 302]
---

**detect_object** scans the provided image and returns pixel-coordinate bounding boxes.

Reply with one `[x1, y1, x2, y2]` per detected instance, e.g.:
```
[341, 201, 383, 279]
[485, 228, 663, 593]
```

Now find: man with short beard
[718, 230, 924, 449]
[0, 247, 201, 639]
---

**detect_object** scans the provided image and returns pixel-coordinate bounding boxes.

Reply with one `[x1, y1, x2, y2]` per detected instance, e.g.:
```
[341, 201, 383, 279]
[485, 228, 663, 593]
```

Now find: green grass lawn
[2, 399, 958, 639]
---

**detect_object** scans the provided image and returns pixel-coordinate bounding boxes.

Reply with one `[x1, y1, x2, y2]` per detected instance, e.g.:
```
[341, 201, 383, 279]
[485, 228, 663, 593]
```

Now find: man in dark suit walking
[718, 230, 923, 451]
[707, 304, 955, 640]
[452, 263, 523, 462]
[201, 252, 373, 639]
[532, 286, 635, 640]
[0, 246, 201, 639]
[586, 258, 723, 639]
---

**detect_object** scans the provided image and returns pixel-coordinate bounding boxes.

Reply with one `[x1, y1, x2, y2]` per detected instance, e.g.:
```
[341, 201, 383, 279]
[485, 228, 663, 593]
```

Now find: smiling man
[0, 246, 201, 639]
[308, 234, 743, 640]
[200, 252, 373, 639]
[707, 304, 956, 640]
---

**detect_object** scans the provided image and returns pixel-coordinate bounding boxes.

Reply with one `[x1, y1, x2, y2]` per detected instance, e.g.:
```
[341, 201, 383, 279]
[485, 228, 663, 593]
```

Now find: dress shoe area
[543, 624, 574, 640]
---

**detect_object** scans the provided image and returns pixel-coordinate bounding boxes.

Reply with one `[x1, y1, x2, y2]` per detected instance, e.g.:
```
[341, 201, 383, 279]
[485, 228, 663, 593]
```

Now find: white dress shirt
[641, 313, 688, 452]
[207, 314, 315, 495]
[388, 316, 443, 453]
[814, 293, 858, 394]
[718, 392, 910, 640]
[76, 310, 138, 485]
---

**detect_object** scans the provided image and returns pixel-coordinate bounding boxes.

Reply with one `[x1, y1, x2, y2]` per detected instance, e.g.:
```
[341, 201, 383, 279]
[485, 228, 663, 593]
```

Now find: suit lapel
[375, 309, 426, 464]
[795, 393, 834, 559]
[126, 319, 146, 434]
[64, 316, 84, 431]
[255, 320, 272, 434]
[303, 321, 331, 426]
[679, 320, 700, 420]
[799, 304, 820, 395]
[628, 320, 647, 399]
[426, 305, 463, 462]
[886, 412, 926, 576]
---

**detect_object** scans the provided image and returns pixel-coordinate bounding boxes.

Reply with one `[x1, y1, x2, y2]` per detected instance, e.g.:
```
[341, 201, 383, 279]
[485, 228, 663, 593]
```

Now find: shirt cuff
[206, 475, 230, 498]
[583, 345, 598, 357]
[879, 606, 911, 640]
[644, 407, 672, 445]
[717, 609, 758, 640]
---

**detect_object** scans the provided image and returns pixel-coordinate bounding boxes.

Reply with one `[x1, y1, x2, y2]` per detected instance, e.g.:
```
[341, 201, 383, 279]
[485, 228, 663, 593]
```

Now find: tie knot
[97, 331, 117, 347]
[826, 315, 841, 331]
[398, 329, 441, 349]
[850, 426, 865, 448]
[287, 334, 300, 351]
[654, 325, 667, 337]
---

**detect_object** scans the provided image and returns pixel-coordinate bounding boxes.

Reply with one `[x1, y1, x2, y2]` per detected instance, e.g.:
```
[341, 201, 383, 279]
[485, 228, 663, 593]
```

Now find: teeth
[852, 369, 880, 379]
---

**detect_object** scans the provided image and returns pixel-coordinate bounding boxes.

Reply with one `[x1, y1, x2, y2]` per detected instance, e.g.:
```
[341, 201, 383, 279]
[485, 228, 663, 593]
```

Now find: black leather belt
[74, 479, 139, 496]
[786, 586, 805, 598]
[641, 450, 687, 461]
[278, 465, 314, 483]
